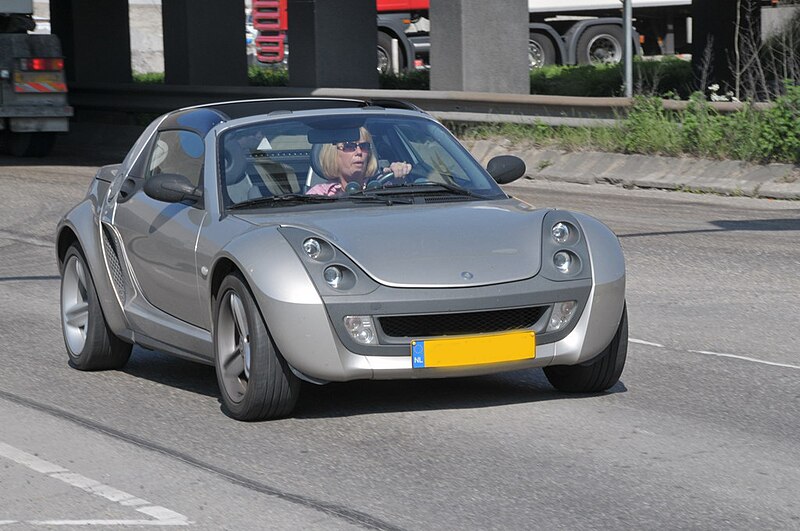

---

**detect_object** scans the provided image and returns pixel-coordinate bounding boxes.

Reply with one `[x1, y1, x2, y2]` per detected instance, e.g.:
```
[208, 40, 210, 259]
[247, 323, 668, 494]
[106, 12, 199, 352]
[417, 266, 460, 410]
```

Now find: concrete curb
[464, 139, 800, 201]
[55, 124, 800, 201]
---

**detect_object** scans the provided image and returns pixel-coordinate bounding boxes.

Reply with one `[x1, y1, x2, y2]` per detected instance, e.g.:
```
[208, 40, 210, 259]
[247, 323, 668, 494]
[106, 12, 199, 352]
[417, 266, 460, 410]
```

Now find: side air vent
[102, 225, 126, 302]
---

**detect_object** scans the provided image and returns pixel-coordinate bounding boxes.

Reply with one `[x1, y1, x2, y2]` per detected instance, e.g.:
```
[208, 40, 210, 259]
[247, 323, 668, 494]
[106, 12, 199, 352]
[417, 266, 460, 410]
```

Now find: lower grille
[379, 306, 547, 338]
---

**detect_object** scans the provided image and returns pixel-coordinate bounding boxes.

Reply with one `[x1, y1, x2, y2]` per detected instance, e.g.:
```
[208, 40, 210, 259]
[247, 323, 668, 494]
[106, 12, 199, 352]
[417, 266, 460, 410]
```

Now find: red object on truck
[375, 0, 429, 10]
[252, 0, 288, 64]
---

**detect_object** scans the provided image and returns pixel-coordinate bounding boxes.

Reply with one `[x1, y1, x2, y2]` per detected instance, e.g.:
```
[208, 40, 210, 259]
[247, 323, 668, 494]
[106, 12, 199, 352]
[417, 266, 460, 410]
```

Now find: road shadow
[293, 371, 628, 419]
[122, 346, 627, 418]
[123, 347, 218, 398]
[619, 217, 800, 239]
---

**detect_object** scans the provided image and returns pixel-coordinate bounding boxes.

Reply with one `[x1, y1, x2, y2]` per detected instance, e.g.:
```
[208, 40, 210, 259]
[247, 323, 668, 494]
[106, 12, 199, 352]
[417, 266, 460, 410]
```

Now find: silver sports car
[56, 98, 627, 421]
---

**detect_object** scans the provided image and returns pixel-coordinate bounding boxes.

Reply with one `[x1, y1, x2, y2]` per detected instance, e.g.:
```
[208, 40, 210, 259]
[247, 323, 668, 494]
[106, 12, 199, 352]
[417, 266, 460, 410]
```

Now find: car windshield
[219, 113, 507, 209]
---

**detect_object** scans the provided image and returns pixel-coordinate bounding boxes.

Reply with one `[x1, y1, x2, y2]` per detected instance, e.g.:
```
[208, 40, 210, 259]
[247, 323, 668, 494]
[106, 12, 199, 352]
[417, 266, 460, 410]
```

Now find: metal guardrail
[69, 83, 771, 127]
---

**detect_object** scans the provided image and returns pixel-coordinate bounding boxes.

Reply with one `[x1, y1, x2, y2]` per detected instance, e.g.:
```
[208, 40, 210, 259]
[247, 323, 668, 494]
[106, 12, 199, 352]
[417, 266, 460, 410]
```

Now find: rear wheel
[60, 244, 132, 370]
[214, 272, 300, 421]
[544, 305, 628, 392]
[576, 25, 625, 66]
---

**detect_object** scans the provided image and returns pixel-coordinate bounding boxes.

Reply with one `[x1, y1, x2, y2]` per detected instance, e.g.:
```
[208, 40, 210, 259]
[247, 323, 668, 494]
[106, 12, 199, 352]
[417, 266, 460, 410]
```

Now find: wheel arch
[56, 210, 131, 340]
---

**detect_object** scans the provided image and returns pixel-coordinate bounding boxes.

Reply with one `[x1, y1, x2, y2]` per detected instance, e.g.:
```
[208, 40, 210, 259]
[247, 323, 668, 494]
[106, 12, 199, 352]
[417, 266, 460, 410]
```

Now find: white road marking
[629, 337, 800, 371]
[688, 350, 800, 370]
[0, 442, 190, 526]
[630, 338, 664, 348]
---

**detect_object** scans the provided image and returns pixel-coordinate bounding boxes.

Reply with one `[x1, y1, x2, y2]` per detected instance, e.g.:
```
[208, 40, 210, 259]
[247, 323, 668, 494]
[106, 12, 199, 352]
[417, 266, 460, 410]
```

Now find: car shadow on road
[293, 371, 628, 419]
[122, 347, 628, 418]
[123, 347, 219, 398]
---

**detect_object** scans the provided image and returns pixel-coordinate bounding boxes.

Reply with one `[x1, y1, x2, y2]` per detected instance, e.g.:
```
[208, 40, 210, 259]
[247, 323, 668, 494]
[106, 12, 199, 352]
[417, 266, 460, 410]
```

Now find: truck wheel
[5, 132, 56, 157]
[543, 305, 628, 393]
[214, 272, 300, 421]
[576, 25, 625, 65]
[529, 33, 556, 69]
[378, 31, 404, 74]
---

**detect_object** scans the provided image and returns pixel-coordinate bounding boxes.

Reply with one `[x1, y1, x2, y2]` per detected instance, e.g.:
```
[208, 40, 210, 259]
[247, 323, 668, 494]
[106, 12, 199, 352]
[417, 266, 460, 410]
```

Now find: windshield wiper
[357, 181, 486, 198]
[343, 192, 413, 205]
[228, 194, 338, 210]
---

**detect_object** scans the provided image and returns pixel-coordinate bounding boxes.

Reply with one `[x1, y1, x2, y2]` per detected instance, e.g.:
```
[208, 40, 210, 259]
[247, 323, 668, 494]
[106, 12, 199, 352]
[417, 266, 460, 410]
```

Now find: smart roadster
[56, 98, 627, 421]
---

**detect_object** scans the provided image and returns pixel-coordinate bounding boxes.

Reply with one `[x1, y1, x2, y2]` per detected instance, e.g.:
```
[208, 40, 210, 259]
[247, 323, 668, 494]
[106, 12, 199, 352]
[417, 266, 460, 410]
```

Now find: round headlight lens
[554, 251, 573, 273]
[323, 266, 343, 288]
[303, 238, 322, 260]
[552, 222, 570, 244]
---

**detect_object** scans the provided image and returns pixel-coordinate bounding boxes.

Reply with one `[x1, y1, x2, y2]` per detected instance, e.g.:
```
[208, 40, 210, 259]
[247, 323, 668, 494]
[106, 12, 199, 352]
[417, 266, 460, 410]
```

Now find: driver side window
[146, 130, 205, 188]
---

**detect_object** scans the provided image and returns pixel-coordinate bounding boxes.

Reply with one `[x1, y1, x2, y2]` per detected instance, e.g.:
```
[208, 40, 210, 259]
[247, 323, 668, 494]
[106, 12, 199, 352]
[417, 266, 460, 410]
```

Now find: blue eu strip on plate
[411, 340, 425, 368]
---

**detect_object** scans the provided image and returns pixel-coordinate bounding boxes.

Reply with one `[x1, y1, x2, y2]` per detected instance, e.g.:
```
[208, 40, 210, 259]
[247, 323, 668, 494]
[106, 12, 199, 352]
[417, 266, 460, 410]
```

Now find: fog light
[554, 251, 573, 273]
[303, 238, 321, 260]
[324, 266, 343, 288]
[344, 315, 377, 345]
[547, 301, 578, 332]
[552, 222, 570, 244]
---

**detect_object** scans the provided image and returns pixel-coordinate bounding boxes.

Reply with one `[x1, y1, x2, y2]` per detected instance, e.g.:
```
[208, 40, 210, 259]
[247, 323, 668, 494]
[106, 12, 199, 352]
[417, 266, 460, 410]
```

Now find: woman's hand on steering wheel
[378, 161, 412, 184]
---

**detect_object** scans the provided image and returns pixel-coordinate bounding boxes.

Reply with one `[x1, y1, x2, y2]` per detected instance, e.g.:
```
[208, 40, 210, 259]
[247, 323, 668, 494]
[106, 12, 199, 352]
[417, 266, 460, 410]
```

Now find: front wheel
[214, 272, 300, 421]
[529, 33, 556, 69]
[543, 305, 628, 392]
[60, 244, 132, 370]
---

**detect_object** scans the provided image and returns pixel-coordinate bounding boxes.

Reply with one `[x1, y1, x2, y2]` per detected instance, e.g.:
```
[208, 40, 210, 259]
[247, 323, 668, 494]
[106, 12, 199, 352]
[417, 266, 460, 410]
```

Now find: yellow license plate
[411, 331, 535, 368]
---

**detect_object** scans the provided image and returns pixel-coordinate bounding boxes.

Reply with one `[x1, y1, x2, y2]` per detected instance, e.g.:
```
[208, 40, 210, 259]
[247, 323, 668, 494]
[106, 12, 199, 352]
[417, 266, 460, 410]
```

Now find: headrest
[309, 143, 335, 181]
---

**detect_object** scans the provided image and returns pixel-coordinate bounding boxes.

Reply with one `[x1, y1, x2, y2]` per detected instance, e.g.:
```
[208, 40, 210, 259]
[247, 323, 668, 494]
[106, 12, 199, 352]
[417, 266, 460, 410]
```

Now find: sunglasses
[336, 141, 371, 153]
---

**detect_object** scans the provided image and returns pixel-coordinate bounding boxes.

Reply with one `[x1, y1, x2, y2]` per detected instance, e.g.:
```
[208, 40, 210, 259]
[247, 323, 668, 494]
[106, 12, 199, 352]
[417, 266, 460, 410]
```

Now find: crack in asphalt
[0, 389, 406, 531]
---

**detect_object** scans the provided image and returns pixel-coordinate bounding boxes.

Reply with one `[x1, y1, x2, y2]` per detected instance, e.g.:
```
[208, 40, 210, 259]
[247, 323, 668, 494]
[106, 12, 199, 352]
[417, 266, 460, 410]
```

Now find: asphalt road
[1, 156, 798, 530]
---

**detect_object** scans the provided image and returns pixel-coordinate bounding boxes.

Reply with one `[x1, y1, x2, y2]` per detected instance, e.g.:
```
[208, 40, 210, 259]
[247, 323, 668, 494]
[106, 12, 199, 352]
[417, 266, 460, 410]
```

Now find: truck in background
[0, 0, 71, 156]
[250, 0, 695, 72]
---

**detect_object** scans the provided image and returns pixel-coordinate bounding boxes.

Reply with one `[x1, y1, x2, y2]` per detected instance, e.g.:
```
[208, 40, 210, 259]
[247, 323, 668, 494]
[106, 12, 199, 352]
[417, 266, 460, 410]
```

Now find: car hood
[242, 201, 547, 288]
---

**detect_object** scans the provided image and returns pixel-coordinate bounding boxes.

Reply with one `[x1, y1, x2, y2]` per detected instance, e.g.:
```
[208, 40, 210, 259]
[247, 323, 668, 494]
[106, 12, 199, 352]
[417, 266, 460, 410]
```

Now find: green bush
[529, 58, 693, 98]
[757, 82, 800, 161]
[248, 66, 289, 86]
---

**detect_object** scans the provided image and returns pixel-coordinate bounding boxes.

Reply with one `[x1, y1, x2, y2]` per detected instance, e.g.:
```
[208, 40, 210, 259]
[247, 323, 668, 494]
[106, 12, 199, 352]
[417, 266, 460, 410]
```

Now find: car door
[111, 128, 208, 327]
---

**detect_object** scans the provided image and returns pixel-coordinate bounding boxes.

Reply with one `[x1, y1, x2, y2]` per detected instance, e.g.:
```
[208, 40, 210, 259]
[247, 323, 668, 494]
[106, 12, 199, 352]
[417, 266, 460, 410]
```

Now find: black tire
[214, 272, 300, 421]
[5, 131, 56, 157]
[377, 31, 405, 74]
[576, 24, 625, 65]
[544, 305, 628, 393]
[529, 33, 556, 69]
[60, 244, 132, 370]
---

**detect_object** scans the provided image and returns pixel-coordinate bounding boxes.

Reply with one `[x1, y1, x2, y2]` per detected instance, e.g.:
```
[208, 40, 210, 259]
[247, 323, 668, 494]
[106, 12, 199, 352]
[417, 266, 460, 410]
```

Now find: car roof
[159, 98, 426, 136]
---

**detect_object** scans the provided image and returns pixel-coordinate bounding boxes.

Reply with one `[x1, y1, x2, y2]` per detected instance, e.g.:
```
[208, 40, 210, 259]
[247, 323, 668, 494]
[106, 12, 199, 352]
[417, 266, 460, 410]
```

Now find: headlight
[344, 315, 377, 345]
[303, 238, 322, 260]
[552, 222, 571, 244]
[554, 251, 576, 274]
[547, 301, 578, 331]
[323, 266, 343, 288]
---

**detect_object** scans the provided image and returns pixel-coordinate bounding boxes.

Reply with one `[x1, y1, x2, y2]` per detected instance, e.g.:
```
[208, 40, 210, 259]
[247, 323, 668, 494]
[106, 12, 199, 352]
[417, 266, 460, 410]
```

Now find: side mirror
[487, 155, 526, 185]
[143, 173, 203, 204]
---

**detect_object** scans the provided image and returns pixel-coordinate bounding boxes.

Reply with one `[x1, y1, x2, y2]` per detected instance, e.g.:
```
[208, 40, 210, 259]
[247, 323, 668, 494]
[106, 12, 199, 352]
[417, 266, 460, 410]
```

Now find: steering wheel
[376, 171, 395, 185]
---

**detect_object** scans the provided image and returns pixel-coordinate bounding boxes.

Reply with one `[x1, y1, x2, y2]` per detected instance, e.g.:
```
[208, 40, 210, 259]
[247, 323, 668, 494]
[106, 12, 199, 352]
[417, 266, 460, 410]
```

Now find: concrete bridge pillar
[430, 0, 529, 94]
[287, 0, 378, 89]
[162, 0, 248, 86]
[50, 0, 132, 84]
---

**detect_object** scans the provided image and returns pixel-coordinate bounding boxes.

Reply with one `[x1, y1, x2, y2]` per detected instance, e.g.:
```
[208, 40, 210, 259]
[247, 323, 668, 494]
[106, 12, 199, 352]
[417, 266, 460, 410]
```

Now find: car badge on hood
[461, 271, 474, 280]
